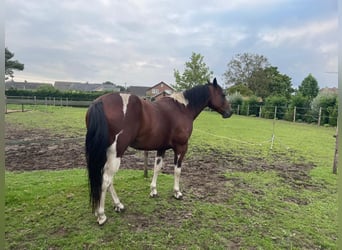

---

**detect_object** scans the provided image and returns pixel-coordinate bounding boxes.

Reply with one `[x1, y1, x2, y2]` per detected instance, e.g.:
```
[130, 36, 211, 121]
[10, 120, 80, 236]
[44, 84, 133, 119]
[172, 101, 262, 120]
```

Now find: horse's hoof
[150, 189, 158, 198]
[97, 215, 107, 226]
[114, 203, 125, 213]
[150, 192, 159, 198]
[174, 191, 183, 200]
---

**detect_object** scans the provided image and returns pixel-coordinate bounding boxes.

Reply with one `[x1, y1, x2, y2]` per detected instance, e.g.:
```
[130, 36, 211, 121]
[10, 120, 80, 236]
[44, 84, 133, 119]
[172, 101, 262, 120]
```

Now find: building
[127, 86, 150, 97]
[146, 81, 174, 101]
[319, 87, 338, 94]
[5, 80, 52, 90]
[54, 81, 119, 92]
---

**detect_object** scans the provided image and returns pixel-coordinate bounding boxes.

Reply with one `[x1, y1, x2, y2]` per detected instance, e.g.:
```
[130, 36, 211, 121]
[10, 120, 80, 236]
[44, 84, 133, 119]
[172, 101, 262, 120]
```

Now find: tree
[5, 48, 24, 80]
[248, 66, 293, 100]
[223, 53, 270, 87]
[298, 74, 319, 100]
[311, 90, 338, 126]
[263, 95, 288, 119]
[173, 52, 213, 91]
[226, 83, 253, 96]
[284, 93, 310, 122]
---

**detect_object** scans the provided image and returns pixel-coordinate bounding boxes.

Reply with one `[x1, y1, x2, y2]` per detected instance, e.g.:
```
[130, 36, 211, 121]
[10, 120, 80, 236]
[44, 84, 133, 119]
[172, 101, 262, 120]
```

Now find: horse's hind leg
[150, 150, 165, 197]
[107, 143, 125, 210]
[173, 146, 187, 199]
[96, 141, 124, 225]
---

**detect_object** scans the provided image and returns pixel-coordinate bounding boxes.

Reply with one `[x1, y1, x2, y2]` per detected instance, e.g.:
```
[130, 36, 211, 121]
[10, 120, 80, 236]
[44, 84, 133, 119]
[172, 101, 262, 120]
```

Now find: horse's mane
[183, 84, 210, 110]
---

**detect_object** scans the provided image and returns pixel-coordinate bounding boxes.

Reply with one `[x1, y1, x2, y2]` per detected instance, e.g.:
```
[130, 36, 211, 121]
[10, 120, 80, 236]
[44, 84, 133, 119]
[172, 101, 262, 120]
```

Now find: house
[5, 80, 52, 90]
[319, 87, 338, 94]
[93, 82, 120, 92]
[54, 81, 119, 92]
[146, 81, 174, 101]
[54, 81, 99, 92]
[127, 86, 150, 97]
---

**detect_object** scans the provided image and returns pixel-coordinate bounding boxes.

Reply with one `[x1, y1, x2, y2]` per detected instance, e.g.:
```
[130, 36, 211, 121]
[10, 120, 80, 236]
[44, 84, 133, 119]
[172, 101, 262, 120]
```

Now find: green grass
[5, 106, 337, 249]
[6, 104, 86, 136]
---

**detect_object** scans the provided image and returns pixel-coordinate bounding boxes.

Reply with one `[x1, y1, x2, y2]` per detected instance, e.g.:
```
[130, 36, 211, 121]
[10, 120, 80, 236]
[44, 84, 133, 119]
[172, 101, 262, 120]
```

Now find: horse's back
[95, 93, 143, 151]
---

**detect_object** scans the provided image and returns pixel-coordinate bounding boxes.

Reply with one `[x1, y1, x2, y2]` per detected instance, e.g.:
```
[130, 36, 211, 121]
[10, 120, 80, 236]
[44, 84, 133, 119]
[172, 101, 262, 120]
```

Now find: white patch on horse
[97, 130, 124, 225]
[120, 93, 131, 115]
[173, 154, 183, 199]
[169, 92, 188, 106]
[150, 156, 163, 197]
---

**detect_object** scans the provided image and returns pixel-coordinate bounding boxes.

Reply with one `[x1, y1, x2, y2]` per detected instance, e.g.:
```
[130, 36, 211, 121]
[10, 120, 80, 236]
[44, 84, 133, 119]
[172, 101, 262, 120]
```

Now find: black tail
[85, 101, 109, 212]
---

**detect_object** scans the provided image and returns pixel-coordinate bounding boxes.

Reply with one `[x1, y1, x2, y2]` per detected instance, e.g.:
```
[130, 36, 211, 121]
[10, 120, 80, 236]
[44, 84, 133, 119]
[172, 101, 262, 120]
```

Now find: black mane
[183, 84, 210, 111]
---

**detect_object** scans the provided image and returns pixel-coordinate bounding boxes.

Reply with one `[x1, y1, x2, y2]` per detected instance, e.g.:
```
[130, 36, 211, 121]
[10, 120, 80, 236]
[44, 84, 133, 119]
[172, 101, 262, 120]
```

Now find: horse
[85, 78, 232, 225]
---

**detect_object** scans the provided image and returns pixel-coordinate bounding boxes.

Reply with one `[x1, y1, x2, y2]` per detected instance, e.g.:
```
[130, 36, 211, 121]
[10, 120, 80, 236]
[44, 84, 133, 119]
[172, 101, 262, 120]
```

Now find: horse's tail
[85, 101, 109, 212]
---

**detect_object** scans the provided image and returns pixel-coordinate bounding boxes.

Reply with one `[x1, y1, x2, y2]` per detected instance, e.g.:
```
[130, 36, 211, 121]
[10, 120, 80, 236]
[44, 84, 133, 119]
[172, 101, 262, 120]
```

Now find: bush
[5, 87, 112, 101]
[262, 95, 288, 119]
[311, 91, 338, 126]
[241, 96, 262, 116]
[284, 94, 310, 122]
[228, 92, 243, 114]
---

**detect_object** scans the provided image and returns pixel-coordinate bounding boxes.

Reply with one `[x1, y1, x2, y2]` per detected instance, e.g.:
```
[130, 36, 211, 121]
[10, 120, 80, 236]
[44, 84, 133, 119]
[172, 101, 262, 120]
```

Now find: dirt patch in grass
[5, 123, 318, 204]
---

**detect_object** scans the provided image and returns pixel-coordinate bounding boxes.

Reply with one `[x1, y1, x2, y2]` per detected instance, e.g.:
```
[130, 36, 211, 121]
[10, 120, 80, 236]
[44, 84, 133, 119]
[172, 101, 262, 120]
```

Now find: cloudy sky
[5, 0, 338, 88]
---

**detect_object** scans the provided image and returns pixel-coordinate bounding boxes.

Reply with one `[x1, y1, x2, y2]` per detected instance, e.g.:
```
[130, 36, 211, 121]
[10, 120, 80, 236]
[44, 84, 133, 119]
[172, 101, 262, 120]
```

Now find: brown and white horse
[85, 78, 232, 225]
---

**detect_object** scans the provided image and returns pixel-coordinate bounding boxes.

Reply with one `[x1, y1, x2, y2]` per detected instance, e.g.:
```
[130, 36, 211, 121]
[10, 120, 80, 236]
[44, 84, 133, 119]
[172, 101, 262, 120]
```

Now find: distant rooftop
[5, 80, 52, 90]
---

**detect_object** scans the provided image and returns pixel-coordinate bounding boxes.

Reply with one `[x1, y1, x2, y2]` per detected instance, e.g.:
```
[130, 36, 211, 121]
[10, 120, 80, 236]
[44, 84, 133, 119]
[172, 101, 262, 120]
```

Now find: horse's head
[207, 78, 232, 119]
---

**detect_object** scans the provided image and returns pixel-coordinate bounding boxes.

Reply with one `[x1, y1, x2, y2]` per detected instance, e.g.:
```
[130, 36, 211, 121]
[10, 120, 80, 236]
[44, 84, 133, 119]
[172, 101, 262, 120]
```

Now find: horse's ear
[213, 78, 218, 87]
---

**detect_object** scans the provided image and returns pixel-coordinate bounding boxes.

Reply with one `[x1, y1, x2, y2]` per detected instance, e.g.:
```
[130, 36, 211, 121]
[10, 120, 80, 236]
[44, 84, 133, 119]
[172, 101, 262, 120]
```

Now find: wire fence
[231, 103, 337, 127]
[5, 95, 92, 109]
[5, 96, 338, 174]
[5, 95, 338, 127]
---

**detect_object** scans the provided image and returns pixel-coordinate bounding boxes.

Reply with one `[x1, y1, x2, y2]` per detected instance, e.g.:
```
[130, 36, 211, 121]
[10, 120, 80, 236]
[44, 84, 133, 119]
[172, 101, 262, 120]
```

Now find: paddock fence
[230, 103, 337, 127]
[5, 96, 338, 127]
[5, 95, 92, 113]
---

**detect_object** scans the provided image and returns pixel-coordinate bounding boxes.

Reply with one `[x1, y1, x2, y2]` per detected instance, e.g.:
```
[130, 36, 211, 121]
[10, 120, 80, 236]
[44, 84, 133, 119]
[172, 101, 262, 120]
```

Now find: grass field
[5, 105, 337, 249]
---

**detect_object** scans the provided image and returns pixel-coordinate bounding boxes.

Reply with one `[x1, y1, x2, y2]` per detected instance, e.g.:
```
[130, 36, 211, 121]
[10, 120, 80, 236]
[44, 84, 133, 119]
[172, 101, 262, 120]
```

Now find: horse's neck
[181, 85, 210, 120]
[186, 101, 208, 120]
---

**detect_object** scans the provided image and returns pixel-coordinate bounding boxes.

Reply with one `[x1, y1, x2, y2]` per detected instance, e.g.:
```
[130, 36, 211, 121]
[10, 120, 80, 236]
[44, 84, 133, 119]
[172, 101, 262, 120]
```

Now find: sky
[5, 0, 338, 88]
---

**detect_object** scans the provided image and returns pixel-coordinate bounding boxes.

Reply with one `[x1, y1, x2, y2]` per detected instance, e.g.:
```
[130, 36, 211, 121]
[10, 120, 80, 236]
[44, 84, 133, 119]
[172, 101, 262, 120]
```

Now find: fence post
[259, 106, 262, 118]
[274, 106, 277, 120]
[45, 97, 47, 106]
[144, 151, 148, 178]
[66, 98, 69, 107]
[318, 107, 322, 126]
[333, 126, 338, 174]
[247, 105, 250, 116]
[293, 106, 296, 122]
[237, 105, 240, 115]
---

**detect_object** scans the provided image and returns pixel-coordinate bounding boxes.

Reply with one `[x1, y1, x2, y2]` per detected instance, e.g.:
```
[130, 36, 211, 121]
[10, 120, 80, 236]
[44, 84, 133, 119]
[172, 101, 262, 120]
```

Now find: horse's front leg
[173, 146, 187, 199]
[150, 150, 165, 197]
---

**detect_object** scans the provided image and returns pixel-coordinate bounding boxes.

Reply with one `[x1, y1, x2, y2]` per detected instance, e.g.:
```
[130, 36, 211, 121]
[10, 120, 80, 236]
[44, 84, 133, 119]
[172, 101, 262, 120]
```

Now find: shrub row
[229, 93, 337, 126]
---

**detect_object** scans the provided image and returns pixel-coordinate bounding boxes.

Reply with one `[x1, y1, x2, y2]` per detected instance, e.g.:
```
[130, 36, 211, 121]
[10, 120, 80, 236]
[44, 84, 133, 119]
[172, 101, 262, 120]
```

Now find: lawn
[5, 105, 337, 249]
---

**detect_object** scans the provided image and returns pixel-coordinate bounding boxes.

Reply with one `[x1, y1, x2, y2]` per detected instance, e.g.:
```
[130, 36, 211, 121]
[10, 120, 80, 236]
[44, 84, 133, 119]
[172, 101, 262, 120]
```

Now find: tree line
[5, 48, 337, 126]
[173, 52, 337, 126]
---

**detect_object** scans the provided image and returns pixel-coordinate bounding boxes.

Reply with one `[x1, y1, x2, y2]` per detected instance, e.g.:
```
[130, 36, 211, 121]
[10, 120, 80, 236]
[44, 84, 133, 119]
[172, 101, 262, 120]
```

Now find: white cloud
[5, 0, 338, 87]
[258, 17, 338, 47]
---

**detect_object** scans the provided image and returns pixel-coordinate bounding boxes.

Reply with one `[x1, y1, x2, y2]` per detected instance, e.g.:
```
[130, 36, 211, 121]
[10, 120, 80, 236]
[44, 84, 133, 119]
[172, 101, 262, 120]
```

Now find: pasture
[5, 105, 337, 249]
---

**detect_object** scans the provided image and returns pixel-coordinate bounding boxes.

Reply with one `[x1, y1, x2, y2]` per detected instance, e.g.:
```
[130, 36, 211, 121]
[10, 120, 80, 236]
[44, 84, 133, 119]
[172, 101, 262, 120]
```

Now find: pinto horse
[85, 78, 232, 225]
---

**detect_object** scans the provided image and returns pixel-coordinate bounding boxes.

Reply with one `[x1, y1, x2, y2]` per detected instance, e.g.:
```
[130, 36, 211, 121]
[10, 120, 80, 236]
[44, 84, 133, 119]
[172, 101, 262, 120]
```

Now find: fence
[231, 103, 337, 126]
[5, 96, 92, 113]
[5, 96, 338, 127]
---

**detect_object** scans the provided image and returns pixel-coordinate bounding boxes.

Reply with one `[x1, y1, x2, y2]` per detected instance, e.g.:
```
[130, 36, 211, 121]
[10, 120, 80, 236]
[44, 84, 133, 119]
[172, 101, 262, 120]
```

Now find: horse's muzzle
[222, 111, 232, 119]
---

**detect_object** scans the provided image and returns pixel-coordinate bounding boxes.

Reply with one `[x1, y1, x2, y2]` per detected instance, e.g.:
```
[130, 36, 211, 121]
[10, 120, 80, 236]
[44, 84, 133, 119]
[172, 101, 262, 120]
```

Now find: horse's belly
[129, 137, 171, 151]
